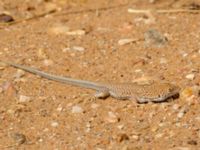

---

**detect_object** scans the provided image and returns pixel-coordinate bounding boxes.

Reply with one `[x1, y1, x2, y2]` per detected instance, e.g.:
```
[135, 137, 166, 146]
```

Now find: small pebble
[72, 46, 85, 52]
[65, 29, 86, 36]
[131, 135, 139, 140]
[173, 147, 190, 150]
[149, 0, 156, 3]
[155, 133, 163, 138]
[104, 111, 119, 123]
[3, 82, 17, 97]
[37, 48, 48, 59]
[160, 57, 168, 64]
[177, 107, 188, 119]
[117, 124, 124, 130]
[0, 13, 14, 22]
[43, 59, 54, 66]
[56, 105, 63, 112]
[177, 112, 184, 119]
[85, 123, 91, 132]
[187, 140, 197, 145]
[158, 123, 165, 127]
[18, 95, 31, 103]
[11, 133, 26, 145]
[48, 24, 70, 35]
[44, 2, 57, 12]
[117, 133, 129, 142]
[51, 121, 59, 127]
[134, 69, 142, 73]
[151, 126, 159, 132]
[172, 104, 180, 111]
[144, 29, 167, 47]
[0, 66, 5, 70]
[118, 38, 137, 46]
[48, 24, 85, 35]
[185, 74, 195, 80]
[71, 105, 83, 113]
[182, 53, 188, 57]
[14, 69, 25, 79]
[7, 109, 15, 115]
[176, 122, 181, 127]
[38, 138, 44, 143]
[2, 81, 14, 91]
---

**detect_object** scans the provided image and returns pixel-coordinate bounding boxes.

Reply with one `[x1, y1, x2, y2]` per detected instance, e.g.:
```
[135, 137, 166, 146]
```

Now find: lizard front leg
[94, 90, 110, 99]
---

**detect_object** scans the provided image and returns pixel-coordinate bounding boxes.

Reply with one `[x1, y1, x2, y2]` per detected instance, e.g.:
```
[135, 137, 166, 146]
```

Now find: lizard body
[1, 61, 180, 103]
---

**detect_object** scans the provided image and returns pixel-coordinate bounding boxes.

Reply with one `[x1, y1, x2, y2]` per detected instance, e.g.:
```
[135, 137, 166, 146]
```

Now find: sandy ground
[0, 0, 200, 149]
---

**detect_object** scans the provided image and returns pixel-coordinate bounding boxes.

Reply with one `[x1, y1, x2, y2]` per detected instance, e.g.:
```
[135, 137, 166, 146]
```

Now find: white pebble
[177, 112, 185, 118]
[14, 69, 25, 79]
[117, 124, 124, 130]
[173, 147, 190, 150]
[149, 0, 155, 3]
[182, 53, 188, 57]
[56, 105, 63, 112]
[85, 123, 91, 132]
[72, 46, 85, 52]
[118, 38, 137, 46]
[51, 121, 59, 127]
[134, 69, 142, 73]
[71, 105, 83, 113]
[172, 104, 180, 111]
[43, 59, 54, 66]
[158, 123, 165, 127]
[177, 107, 187, 118]
[155, 133, 163, 138]
[38, 138, 43, 143]
[104, 111, 119, 123]
[185, 74, 195, 80]
[131, 135, 139, 140]
[66, 29, 86, 36]
[176, 123, 181, 127]
[48, 25, 69, 35]
[18, 95, 31, 103]
[160, 58, 167, 64]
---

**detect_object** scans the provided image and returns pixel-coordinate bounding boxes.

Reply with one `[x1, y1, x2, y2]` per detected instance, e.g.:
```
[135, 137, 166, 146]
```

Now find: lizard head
[136, 82, 180, 103]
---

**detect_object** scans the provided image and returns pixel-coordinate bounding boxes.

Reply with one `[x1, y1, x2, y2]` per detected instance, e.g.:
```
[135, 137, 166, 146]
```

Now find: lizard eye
[158, 94, 162, 98]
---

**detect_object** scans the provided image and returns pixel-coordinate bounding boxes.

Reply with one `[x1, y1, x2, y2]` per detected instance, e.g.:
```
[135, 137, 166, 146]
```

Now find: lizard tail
[1, 61, 104, 91]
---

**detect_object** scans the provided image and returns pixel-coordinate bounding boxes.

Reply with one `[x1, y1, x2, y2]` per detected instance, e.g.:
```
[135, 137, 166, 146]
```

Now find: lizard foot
[94, 90, 110, 99]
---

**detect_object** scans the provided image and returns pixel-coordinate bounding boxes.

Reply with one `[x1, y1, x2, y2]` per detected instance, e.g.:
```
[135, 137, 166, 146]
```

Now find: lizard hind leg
[94, 90, 110, 99]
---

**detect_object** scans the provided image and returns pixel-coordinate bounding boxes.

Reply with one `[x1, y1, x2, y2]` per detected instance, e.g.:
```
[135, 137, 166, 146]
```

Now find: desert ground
[0, 0, 200, 149]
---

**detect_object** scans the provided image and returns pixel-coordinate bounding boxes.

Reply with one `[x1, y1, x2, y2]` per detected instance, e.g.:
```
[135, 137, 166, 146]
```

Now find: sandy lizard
[1, 61, 180, 103]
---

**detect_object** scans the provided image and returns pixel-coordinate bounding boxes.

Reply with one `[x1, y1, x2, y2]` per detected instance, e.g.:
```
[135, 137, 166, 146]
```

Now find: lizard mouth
[152, 89, 180, 103]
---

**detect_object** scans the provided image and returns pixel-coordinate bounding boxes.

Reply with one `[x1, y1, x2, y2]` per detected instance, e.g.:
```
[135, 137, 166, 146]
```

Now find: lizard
[0, 61, 180, 103]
